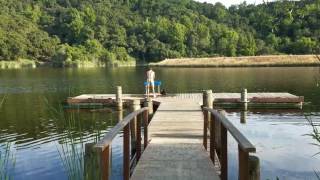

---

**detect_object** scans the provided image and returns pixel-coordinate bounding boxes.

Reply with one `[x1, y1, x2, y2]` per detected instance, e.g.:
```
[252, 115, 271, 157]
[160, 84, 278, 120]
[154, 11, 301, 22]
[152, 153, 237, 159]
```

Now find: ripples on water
[226, 111, 320, 180]
[1, 67, 320, 179]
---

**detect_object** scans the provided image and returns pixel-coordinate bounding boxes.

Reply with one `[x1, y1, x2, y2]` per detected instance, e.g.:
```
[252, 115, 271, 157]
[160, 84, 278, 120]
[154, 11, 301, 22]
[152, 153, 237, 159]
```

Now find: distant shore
[149, 55, 320, 67]
[2, 55, 320, 69]
[0, 59, 136, 69]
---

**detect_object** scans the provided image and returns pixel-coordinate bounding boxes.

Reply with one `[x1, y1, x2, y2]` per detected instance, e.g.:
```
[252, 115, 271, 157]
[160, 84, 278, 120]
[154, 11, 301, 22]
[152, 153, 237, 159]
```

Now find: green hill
[0, 0, 319, 66]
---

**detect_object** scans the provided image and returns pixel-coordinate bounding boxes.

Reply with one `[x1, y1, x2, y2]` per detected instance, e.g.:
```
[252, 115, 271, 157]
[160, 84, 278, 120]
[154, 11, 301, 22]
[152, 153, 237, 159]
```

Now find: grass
[0, 95, 6, 108]
[304, 115, 320, 179]
[0, 59, 36, 69]
[44, 98, 105, 180]
[0, 143, 16, 180]
[150, 54, 320, 67]
[0, 95, 16, 180]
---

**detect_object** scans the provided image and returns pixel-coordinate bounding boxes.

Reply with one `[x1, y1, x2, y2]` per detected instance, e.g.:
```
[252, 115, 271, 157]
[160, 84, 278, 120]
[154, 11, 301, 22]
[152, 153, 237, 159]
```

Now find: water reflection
[1, 67, 320, 179]
[226, 110, 320, 180]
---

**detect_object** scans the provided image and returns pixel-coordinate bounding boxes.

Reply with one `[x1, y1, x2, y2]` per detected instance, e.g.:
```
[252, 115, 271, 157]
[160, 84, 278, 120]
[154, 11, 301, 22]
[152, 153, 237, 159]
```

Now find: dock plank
[131, 98, 220, 180]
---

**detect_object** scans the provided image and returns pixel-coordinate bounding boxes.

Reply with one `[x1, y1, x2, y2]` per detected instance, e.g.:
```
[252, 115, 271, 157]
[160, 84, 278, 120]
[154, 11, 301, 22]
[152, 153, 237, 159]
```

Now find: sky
[195, 0, 265, 7]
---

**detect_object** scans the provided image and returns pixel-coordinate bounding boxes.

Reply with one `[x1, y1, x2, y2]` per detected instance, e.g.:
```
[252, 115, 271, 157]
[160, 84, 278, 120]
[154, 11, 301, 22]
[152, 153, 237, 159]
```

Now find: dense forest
[0, 0, 319, 66]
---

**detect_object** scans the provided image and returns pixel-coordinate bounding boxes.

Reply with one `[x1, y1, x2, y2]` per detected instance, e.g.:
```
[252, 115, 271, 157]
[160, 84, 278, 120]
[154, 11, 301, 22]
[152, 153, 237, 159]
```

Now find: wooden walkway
[131, 97, 220, 180]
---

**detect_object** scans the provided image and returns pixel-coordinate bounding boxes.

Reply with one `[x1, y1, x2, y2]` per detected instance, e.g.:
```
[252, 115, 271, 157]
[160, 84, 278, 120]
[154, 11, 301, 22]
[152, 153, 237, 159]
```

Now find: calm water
[0, 67, 320, 180]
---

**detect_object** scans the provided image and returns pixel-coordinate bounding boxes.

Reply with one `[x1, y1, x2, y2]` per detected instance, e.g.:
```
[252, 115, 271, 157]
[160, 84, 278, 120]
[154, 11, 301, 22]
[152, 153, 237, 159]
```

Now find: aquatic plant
[0, 142, 16, 180]
[305, 116, 320, 156]
[43, 97, 107, 180]
[304, 115, 320, 179]
[0, 96, 16, 180]
[0, 95, 6, 108]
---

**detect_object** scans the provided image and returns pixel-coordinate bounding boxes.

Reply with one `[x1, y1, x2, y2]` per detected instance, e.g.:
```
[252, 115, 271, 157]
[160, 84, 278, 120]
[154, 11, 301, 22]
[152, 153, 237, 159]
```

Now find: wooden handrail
[91, 106, 149, 180]
[95, 107, 148, 151]
[202, 107, 259, 180]
[203, 107, 256, 153]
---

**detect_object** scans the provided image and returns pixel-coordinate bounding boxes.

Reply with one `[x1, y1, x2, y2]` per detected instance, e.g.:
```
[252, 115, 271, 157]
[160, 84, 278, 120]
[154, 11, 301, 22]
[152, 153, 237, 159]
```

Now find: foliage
[0, 0, 320, 64]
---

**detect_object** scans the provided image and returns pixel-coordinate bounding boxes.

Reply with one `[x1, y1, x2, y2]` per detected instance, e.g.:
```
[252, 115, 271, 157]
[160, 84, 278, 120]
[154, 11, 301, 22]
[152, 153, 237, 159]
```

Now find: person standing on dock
[146, 67, 156, 98]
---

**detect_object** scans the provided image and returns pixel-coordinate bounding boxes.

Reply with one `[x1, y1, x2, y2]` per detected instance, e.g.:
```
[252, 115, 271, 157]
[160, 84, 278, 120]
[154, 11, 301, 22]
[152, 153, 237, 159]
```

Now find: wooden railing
[93, 107, 149, 180]
[203, 107, 259, 180]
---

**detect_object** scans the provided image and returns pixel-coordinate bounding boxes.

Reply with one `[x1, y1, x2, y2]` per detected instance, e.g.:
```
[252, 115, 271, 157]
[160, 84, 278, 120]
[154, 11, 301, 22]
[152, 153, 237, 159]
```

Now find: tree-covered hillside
[0, 0, 319, 65]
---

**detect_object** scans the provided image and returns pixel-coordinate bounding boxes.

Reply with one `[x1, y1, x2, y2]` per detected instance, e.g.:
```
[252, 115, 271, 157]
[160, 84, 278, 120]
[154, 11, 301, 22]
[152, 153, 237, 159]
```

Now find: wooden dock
[89, 89, 262, 180]
[67, 92, 304, 109]
[131, 98, 220, 180]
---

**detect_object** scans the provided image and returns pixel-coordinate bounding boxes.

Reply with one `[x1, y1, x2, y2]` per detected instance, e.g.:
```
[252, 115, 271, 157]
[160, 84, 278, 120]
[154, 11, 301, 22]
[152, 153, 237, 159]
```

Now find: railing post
[220, 125, 228, 180]
[203, 90, 213, 108]
[136, 111, 142, 161]
[238, 145, 249, 180]
[144, 98, 153, 116]
[203, 90, 213, 150]
[95, 146, 111, 180]
[123, 124, 130, 180]
[249, 155, 260, 180]
[215, 110, 222, 157]
[130, 100, 140, 156]
[84, 143, 97, 179]
[203, 110, 208, 150]
[210, 111, 215, 163]
[116, 86, 123, 111]
[143, 109, 149, 149]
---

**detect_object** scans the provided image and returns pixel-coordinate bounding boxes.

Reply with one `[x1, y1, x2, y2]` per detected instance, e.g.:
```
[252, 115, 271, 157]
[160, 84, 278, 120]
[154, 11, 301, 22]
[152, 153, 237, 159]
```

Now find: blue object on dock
[144, 81, 162, 86]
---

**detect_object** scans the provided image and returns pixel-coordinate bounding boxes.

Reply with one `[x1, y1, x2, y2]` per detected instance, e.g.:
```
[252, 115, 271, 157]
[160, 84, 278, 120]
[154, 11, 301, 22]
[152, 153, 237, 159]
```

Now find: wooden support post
[84, 143, 96, 180]
[238, 145, 249, 180]
[157, 84, 160, 94]
[240, 110, 247, 124]
[249, 155, 260, 180]
[202, 90, 213, 150]
[116, 86, 123, 111]
[96, 146, 111, 180]
[144, 98, 153, 115]
[203, 90, 213, 108]
[143, 109, 149, 149]
[136, 113, 142, 161]
[241, 88, 248, 111]
[215, 110, 223, 156]
[210, 112, 215, 163]
[123, 124, 130, 180]
[203, 110, 208, 150]
[220, 125, 228, 180]
[130, 100, 140, 157]
[117, 110, 123, 122]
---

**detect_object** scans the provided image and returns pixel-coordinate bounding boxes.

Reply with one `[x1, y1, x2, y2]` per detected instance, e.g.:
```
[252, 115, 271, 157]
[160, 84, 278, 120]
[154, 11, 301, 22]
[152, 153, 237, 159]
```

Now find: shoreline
[149, 55, 320, 67]
[0, 59, 136, 69]
[1, 55, 320, 69]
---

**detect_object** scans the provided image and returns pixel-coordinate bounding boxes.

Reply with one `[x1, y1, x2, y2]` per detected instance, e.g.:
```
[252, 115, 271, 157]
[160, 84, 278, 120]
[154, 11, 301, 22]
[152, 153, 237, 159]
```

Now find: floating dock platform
[66, 92, 304, 109]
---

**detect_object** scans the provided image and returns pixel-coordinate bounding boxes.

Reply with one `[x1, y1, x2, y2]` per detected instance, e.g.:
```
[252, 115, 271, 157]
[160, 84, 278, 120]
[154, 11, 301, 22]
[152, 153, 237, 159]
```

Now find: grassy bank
[0, 59, 37, 69]
[0, 59, 136, 69]
[150, 55, 320, 67]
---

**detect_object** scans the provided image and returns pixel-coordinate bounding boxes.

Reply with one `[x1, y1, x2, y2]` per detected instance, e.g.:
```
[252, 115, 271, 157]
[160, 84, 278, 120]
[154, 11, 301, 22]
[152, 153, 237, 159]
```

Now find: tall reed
[44, 98, 106, 180]
[0, 95, 16, 180]
[305, 115, 320, 179]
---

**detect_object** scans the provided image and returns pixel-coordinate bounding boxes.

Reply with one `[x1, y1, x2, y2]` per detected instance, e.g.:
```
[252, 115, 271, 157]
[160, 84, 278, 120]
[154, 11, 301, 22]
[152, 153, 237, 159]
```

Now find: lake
[0, 67, 320, 180]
